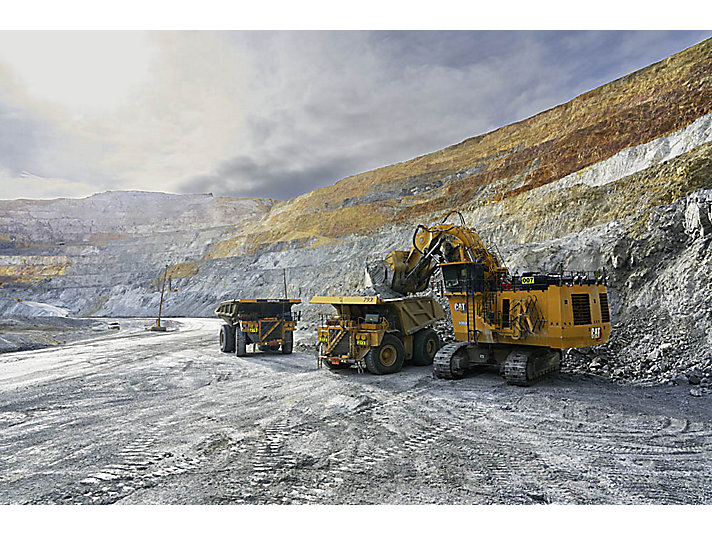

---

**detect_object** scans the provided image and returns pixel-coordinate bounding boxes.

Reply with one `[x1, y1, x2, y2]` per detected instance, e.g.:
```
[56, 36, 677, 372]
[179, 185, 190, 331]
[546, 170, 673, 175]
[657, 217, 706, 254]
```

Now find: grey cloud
[181, 152, 364, 200]
[0, 97, 52, 176]
[1, 31, 710, 201]
[0, 87, 118, 194]
[178, 31, 712, 200]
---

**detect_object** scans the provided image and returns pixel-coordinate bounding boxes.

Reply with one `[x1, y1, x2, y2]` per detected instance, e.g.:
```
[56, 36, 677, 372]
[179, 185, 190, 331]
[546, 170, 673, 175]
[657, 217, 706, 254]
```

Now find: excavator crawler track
[504, 350, 561, 386]
[503, 351, 531, 386]
[433, 342, 470, 379]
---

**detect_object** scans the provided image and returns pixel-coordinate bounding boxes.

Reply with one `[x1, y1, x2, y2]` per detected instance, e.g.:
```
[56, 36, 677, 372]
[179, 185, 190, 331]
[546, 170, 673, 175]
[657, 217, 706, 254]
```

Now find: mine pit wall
[3, 183, 711, 386]
[0, 166, 710, 388]
[1, 140, 711, 332]
[0, 38, 711, 385]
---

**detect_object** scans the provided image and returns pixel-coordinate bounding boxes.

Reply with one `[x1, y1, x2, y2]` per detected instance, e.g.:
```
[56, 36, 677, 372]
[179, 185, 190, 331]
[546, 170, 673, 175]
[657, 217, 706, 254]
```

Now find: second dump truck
[311, 295, 444, 374]
[215, 299, 301, 356]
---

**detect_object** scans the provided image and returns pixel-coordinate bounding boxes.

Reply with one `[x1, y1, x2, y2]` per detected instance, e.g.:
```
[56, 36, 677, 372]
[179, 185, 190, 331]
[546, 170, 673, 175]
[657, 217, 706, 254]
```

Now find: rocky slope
[1, 39, 711, 390]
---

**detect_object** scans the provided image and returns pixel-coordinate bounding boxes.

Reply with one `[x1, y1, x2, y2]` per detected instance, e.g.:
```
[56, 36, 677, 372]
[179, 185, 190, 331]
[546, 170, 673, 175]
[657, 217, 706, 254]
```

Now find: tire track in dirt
[4, 320, 712, 504]
[216, 418, 338, 504]
[445, 395, 712, 504]
[74, 434, 205, 504]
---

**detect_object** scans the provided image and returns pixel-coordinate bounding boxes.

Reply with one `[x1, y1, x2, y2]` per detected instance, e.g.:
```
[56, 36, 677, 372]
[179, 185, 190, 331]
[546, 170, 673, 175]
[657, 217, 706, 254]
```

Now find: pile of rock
[563, 326, 712, 396]
[431, 292, 456, 345]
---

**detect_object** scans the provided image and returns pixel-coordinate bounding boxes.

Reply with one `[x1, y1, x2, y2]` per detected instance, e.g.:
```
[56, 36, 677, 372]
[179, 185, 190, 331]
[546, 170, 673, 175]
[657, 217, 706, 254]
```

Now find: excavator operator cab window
[442, 266, 461, 289]
[441, 263, 485, 293]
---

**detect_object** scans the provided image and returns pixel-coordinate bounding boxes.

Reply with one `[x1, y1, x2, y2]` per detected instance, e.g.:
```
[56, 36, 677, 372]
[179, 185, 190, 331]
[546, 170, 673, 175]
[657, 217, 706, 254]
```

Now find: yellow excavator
[371, 211, 611, 385]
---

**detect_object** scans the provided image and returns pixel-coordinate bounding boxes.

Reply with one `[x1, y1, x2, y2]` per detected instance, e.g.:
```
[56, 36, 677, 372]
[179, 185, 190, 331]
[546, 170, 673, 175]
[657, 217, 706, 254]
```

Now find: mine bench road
[0, 318, 710, 504]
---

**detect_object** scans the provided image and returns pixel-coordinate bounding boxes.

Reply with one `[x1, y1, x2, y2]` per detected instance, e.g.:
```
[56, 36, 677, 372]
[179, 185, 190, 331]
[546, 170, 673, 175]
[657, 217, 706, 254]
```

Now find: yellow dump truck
[311, 295, 444, 374]
[215, 299, 301, 356]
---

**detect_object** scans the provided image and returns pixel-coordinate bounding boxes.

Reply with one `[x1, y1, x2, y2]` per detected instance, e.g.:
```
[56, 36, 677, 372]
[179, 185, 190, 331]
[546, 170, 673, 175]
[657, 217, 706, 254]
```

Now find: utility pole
[150, 265, 168, 332]
[282, 268, 288, 299]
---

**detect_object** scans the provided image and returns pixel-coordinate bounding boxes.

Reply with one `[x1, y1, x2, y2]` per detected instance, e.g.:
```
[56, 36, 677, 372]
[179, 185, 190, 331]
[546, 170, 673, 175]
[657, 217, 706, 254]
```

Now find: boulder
[687, 370, 702, 385]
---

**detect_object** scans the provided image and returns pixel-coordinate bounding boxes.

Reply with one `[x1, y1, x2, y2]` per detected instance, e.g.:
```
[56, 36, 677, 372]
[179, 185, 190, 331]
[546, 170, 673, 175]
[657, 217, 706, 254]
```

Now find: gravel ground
[0, 318, 710, 505]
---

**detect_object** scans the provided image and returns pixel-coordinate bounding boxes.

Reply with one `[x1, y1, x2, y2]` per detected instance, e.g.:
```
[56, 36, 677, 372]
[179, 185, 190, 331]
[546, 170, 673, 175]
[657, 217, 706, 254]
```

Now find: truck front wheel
[281, 331, 293, 354]
[412, 328, 440, 366]
[365, 334, 405, 375]
[235, 329, 247, 357]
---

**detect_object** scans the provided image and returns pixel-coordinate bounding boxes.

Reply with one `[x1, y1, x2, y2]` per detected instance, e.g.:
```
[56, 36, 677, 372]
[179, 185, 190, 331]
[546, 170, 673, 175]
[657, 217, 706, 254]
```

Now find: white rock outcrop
[545, 113, 712, 193]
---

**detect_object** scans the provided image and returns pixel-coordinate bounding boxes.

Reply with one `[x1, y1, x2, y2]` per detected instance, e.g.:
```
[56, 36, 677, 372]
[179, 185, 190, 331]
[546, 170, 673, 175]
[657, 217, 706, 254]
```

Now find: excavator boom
[367, 211, 505, 295]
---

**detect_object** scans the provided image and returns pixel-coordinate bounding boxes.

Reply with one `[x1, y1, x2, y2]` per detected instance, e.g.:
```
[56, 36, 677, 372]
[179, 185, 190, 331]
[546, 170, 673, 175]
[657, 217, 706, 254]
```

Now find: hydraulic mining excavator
[369, 210, 611, 386]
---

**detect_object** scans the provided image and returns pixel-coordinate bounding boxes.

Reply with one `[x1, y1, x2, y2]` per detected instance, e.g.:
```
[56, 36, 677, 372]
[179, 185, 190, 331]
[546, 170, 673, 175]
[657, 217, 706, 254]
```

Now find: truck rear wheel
[365, 334, 405, 375]
[235, 329, 247, 357]
[220, 324, 235, 353]
[281, 331, 293, 354]
[412, 328, 440, 366]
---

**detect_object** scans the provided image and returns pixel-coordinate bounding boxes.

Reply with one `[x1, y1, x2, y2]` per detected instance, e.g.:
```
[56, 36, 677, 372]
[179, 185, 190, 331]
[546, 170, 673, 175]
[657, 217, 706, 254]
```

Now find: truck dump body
[215, 299, 301, 356]
[216, 299, 301, 323]
[310, 295, 444, 336]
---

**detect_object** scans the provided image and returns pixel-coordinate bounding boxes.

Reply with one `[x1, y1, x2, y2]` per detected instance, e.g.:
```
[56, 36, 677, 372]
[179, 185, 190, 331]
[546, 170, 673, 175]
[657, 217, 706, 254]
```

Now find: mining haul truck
[369, 210, 611, 386]
[215, 299, 301, 356]
[311, 295, 444, 374]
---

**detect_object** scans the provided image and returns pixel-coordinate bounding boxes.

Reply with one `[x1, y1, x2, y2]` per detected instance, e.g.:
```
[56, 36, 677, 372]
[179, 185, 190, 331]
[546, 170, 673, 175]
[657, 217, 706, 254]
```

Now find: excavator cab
[441, 262, 485, 293]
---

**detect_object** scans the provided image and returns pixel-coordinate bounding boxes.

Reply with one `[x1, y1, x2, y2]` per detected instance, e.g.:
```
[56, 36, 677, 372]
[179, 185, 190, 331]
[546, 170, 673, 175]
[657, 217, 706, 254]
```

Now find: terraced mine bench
[215, 299, 301, 356]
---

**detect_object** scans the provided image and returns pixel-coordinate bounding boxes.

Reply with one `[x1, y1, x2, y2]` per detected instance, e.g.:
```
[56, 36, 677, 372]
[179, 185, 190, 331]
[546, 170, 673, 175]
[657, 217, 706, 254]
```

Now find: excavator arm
[366, 211, 506, 296]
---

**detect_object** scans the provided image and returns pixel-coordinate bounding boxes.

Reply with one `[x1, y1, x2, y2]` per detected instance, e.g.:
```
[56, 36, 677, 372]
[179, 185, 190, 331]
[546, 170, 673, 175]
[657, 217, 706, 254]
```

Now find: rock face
[1, 39, 712, 388]
[0, 192, 276, 316]
[684, 192, 712, 238]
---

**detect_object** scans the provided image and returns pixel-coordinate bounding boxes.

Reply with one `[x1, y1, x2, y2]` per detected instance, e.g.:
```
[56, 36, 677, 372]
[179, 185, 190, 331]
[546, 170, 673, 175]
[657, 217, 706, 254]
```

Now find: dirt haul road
[0, 318, 710, 505]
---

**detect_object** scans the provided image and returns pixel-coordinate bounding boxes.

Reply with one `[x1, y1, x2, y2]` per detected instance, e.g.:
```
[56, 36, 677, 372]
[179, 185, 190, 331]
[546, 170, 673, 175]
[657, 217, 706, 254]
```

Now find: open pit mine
[0, 39, 711, 505]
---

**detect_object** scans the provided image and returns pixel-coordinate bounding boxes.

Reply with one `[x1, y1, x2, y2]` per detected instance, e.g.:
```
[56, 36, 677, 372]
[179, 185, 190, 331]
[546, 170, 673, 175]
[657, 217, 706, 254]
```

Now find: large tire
[281, 331, 293, 354]
[365, 334, 405, 375]
[411, 328, 440, 366]
[220, 324, 235, 353]
[235, 329, 247, 357]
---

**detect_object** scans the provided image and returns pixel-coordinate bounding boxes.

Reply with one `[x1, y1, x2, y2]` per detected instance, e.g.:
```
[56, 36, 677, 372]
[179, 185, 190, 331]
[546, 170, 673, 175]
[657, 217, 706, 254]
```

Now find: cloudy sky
[0, 30, 709, 200]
